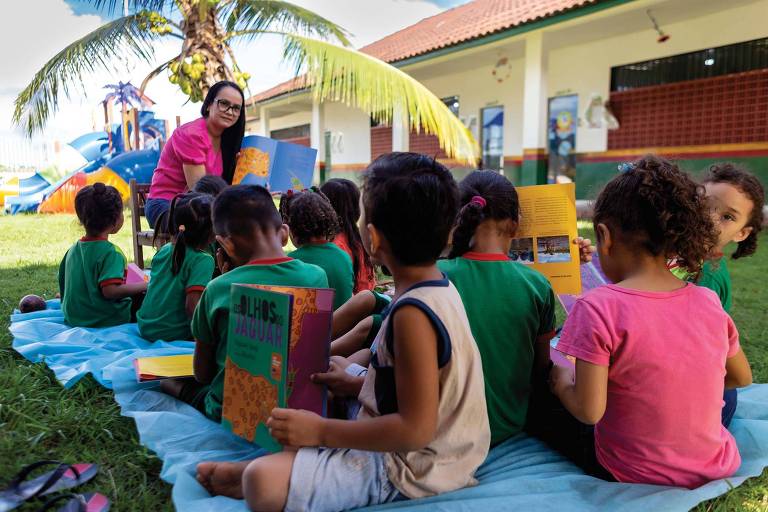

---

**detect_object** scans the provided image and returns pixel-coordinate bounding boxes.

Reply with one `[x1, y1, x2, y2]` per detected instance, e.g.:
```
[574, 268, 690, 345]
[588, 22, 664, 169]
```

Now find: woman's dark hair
[166, 192, 214, 275]
[279, 187, 340, 246]
[703, 163, 765, 259]
[193, 175, 229, 197]
[74, 183, 123, 235]
[594, 155, 717, 276]
[320, 178, 373, 285]
[201, 81, 245, 184]
[362, 152, 459, 265]
[449, 170, 520, 258]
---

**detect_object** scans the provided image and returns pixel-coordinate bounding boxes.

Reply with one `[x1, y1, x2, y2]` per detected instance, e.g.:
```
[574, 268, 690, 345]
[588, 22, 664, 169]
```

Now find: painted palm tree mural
[102, 80, 155, 150]
[13, 0, 479, 163]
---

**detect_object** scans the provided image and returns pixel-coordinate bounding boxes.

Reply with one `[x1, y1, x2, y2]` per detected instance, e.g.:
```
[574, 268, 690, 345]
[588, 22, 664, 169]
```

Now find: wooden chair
[129, 179, 170, 269]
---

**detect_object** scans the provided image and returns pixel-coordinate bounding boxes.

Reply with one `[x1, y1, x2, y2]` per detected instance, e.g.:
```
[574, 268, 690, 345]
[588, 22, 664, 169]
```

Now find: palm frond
[224, 1, 350, 47]
[279, 34, 479, 165]
[79, 0, 176, 15]
[12, 13, 162, 136]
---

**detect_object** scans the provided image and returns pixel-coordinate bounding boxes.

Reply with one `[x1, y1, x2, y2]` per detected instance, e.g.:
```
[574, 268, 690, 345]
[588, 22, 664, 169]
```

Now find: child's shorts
[285, 447, 403, 512]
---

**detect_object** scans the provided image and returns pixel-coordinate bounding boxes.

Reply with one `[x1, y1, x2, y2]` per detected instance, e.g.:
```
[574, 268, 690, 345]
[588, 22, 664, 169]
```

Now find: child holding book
[321, 178, 377, 292]
[196, 152, 490, 512]
[437, 170, 557, 446]
[170, 185, 327, 419]
[280, 188, 354, 310]
[58, 183, 147, 327]
[547, 156, 752, 488]
[137, 192, 215, 342]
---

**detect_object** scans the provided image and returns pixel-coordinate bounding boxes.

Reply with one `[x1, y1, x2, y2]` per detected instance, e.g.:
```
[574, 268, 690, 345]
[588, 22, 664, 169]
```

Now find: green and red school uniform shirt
[438, 252, 556, 446]
[190, 257, 328, 421]
[58, 237, 131, 327]
[137, 243, 215, 342]
[289, 243, 353, 310]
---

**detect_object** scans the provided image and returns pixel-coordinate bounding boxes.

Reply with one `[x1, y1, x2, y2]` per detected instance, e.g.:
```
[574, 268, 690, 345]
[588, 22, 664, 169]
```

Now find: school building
[246, 0, 768, 199]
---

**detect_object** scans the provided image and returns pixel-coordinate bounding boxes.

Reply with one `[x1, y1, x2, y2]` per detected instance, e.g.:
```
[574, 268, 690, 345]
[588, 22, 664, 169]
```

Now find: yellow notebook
[133, 354, 194, 382]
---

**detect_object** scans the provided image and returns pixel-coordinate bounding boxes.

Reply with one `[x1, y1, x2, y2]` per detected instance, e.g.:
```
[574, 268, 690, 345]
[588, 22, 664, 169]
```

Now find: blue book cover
[234, 135, 317, 192]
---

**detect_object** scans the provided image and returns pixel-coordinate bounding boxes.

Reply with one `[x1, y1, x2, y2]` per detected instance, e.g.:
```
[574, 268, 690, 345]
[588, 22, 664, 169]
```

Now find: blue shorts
[144, 198, 170, 229]
[285, 448, 402, 512]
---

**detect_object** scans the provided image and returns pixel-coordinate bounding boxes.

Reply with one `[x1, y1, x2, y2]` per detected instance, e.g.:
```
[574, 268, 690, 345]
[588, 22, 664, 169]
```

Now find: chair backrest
[129, 179, 151, 234]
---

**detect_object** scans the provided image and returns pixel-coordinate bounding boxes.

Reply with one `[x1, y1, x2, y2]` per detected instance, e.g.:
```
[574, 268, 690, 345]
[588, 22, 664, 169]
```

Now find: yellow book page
[511, 183, 582, 295]
[135, 354, 194, 378]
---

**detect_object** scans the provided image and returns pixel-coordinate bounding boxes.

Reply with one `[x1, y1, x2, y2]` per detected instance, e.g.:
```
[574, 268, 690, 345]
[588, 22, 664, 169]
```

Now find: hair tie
[470, 195, 486, 208]
[618, 162, 636, 173]
[178, 224, 186, 233]
[286, 189, 294, 197]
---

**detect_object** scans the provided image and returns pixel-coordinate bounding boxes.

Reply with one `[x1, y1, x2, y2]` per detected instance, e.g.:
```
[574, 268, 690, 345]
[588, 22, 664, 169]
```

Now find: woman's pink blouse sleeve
[173, 126, 209, 165]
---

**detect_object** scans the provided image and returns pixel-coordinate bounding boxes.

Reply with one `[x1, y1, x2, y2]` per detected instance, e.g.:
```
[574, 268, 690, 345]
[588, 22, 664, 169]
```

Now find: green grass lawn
[0, 214, 766, 511]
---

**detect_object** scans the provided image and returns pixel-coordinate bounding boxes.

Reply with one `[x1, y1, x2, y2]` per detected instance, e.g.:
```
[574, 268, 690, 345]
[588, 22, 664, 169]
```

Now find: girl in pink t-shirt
[546, 155, 753, 488]
[146, 81, 245, 229]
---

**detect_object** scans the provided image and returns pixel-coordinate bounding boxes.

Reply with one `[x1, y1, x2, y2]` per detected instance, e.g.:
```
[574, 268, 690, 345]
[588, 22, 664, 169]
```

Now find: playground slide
[3, 173, 52, 214]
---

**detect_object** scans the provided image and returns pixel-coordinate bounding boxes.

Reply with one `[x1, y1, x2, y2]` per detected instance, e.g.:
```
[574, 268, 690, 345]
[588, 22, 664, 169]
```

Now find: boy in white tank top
[196, 152, 490, 511]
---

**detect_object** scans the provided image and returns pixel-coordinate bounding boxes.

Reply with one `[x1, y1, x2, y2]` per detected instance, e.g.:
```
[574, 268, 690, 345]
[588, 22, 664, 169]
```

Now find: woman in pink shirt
[543, 156, 753, 488]
[146, 81, 245, 228]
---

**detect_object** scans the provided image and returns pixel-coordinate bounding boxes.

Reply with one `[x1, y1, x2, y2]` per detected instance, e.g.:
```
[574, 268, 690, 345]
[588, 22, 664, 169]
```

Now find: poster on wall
[547, 95, 578, 183]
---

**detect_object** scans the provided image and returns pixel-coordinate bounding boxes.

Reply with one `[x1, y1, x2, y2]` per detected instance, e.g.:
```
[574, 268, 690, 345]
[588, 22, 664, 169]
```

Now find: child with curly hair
[59, 183, 147, 327]
[280, 188, 354, 310]
[545, 156, 752, 488]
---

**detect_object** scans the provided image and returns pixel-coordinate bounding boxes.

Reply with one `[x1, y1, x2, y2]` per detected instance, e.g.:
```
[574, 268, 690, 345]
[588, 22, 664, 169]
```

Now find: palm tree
[13, 0, 479, 163]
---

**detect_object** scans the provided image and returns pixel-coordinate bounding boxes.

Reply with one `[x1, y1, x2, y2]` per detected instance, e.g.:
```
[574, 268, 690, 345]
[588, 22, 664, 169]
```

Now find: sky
[0, 0, 468, 158]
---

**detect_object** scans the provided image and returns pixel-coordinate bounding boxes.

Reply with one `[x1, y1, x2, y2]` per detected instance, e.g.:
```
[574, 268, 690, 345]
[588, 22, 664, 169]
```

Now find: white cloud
[0, 0, 444, 157]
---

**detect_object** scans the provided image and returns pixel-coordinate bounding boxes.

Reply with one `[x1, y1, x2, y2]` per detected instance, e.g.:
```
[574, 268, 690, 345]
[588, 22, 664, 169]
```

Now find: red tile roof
[251, 0, 596, 104]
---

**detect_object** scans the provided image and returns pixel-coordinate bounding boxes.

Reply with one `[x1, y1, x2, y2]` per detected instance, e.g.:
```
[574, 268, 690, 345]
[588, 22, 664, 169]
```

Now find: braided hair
[166, 192, 214, 275]
[448, 170, 519, 258]
[74, 183, 123, 235]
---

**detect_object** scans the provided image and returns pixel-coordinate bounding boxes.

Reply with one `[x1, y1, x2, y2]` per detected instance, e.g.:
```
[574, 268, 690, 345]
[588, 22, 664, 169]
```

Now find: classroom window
[270, 124, 310, 140]
[481, 106, 504, 170]
[610, 37, 768, 91]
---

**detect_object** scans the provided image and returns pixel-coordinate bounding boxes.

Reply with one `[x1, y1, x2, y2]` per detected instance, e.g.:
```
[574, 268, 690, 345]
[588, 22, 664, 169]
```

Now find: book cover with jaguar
[222, 286, 292, 452]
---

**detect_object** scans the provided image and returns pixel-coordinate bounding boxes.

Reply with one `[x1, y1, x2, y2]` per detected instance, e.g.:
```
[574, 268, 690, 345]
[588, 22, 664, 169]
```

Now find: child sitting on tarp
[196, 152, 490, 512]
[279, 188, 354, 310]
[321, 178, 377, 293]
[137, 192, 215, 342]
[668, 163, 765, 427]
[163, 185, 328, 419]
[542, 156, 753, 488]
[59, 183, 147, 327]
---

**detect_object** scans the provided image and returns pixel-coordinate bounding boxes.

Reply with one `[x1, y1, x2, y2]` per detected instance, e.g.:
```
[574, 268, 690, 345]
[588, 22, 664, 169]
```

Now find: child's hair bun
[93, 182, 106, 193]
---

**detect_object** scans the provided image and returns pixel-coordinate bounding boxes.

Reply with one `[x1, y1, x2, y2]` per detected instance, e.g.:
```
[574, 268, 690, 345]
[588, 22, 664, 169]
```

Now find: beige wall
[322, 102, 372, 165]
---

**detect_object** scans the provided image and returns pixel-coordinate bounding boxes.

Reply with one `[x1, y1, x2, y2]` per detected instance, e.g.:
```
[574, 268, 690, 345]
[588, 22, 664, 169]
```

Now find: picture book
[557, 259, 609, 314]
[221, 284, 334, 452]
[509, 183, 581, 295]
[125, 263, 150, 284]
[232, 135, 317, 192]
[133, 354, 193, 382]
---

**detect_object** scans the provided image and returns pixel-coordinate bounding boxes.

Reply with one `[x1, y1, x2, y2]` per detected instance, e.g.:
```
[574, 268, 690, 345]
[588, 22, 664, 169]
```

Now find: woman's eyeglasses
[216, 99, 242, 115]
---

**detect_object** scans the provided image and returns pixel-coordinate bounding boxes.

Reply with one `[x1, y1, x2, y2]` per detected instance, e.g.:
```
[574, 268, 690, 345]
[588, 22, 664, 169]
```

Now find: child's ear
[367, 223, 381, 257]
[733, 225, 753, 244]
[215, 235, 237, 258]
[596, 223, 612, 254]
[279, 224, 290, 247]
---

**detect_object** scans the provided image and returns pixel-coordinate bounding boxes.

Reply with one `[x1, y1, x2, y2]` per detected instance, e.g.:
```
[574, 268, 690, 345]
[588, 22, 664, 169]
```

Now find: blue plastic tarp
[9, 303, 768, 512]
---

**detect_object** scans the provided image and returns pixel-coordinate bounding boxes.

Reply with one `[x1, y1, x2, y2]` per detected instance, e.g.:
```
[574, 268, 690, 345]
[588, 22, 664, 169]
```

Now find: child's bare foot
[196, 461, 249, 498]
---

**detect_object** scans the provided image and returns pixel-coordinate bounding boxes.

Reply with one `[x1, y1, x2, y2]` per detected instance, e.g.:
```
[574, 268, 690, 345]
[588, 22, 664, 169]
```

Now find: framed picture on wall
[547, 95, 578, 183]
